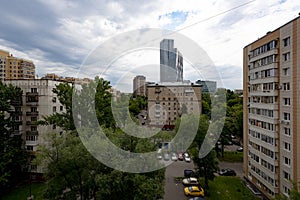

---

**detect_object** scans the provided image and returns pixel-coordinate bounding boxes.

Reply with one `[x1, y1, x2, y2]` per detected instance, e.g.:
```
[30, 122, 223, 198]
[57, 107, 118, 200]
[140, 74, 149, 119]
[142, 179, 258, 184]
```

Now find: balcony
[26, 101, 39, 106]
[10, 100, 22, 106]
[26, 121, 38, 125]
[26, 131, 38, 135]
[26, 92, 38, 96]
[26, 111, 39, 116]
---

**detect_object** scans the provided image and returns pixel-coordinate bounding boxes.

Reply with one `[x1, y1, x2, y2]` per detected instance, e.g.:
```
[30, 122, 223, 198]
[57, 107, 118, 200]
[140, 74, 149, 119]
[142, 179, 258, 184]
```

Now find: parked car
[218, 168, 236, 176]
[184, 186, 205, 197]
[182, 177, 199, 186]
[163, 153, 170, 161]
[184, 169, 196, 178]
[157, 153, 162, 160]
[184, 152, 191, 162]
[237, 146, 243, 152]
[171, 152, 178, 161]
[178, 152, 184, 161]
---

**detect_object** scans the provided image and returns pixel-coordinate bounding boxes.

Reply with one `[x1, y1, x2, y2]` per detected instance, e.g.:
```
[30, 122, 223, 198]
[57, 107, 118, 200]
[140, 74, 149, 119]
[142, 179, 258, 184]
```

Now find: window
[60, 106, 63, 111]
[283, 37, 290, 47]
[283, 68, 290, 76]
[26, 146, 33, 151]
[52, 97, 57, 103]
[53, 106, 56, 113]
[284, 113, 290, 121]
[284, 142, 291, 151]
[283, 171, 290, 180]
[284, 127, 291, 136]
[31, 88, 37, 93]
[283, 52, 290, 61]
[283, 98, 291, 106]
[283, 83, 290, 91]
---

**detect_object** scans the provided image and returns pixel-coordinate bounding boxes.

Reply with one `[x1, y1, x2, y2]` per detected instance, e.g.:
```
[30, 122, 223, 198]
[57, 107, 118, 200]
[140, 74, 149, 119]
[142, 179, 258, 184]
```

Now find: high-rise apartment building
[4, 79, 65, 176]
[147, 81, 201, 129]
[133, 75, 146, 97]
[0, 49, 35, 80]
[160, 39, 183, 82]
[243, 16, 300, 199]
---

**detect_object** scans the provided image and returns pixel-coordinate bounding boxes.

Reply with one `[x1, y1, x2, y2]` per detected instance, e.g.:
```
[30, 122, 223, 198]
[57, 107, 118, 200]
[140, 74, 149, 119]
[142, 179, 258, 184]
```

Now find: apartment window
[26, 146, 33, 151]
[31, 126, 37, 131]
[283, 68, 290, 76]
[284, 142, 291, 151]
[283, 52, 290, 61]
[283, 37, 290, 47]
[283, 186, 290, 195]
[283, 82, 290, 91]
[31, 88, 37, 93]
[53, 106, 56, 113]
[31, 116, 37, 122]
[283, 171, 290, 180]
[60, 106, 63, 111]
[283, 98, 291, 106]
[53, 124, 56, 129]
[284, 127, 291, 136]
[52, 97, 57, 102]
[284, 112, 290, 121]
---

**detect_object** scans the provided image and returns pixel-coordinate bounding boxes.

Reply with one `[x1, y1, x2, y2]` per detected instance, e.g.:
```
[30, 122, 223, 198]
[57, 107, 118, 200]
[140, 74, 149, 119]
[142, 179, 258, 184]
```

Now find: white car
[157, 153, 162, 160]
[171, 152, 178, 161]
[182, 177, 199, 185]
[184, 152, 191, 162]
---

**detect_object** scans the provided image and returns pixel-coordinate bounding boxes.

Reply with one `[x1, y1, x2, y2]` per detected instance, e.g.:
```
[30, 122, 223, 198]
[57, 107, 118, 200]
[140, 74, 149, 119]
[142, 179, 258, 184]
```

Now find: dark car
[184, 169, 196, 178]
[218, 168, 236, 176]
[178, 152, 184, 161]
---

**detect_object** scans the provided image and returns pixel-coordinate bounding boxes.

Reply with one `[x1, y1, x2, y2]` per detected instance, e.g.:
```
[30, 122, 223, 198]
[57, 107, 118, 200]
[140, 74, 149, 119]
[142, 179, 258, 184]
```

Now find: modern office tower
[195, 80, 217, 93]
[133, 75, 146, 97]
[243, 16, 300, 199]
[147, 81, 201, 129]
[160, 39, 183, 82]
[4, 79, 65, 176]
[0, 49, 35, 80]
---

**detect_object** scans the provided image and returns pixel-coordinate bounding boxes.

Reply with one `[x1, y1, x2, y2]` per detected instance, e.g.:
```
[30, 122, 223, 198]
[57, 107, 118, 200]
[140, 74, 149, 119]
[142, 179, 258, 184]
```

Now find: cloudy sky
[0, 0, 299, 92]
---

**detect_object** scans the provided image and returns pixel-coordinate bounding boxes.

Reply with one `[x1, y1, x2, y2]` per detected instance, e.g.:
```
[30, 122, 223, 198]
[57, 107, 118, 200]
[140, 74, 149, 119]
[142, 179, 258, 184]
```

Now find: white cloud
[0, 0, 299, 92]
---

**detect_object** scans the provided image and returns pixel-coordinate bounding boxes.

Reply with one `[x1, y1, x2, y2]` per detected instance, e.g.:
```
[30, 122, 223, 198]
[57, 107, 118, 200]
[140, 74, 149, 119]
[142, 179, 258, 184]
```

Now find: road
[163, 160, 195, 200]
[218, 161, 244, 178]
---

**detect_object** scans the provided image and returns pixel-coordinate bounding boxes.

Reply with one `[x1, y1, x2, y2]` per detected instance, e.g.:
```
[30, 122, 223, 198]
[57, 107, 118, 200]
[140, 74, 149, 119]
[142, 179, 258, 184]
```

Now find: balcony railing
[26, 92, 38, 96]
[26, 101, 39, 106]
[26, 111, 39, 116]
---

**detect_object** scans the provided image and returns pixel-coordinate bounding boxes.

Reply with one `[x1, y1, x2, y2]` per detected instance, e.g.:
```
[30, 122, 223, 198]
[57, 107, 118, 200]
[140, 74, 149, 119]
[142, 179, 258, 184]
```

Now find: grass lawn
[218, 151, 243, 162]
[3, 182, 47, 200]
[205, 176, 259, 200]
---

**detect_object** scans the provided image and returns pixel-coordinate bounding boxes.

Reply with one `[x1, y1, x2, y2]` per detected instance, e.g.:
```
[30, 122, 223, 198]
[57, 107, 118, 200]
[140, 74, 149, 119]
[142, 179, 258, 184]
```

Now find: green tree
[0, 81, 27, 196]
[190, 114, 219, 190]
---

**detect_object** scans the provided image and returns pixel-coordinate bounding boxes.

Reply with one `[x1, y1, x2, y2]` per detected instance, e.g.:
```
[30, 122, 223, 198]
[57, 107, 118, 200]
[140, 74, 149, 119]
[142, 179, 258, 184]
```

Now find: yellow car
[184, 186, 204, 197]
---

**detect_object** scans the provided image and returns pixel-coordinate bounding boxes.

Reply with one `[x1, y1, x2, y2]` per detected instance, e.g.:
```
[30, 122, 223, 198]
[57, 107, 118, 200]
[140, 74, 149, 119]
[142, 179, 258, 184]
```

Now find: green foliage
[206, 176, 259, 200]
[129, 95, 147, 117]
[0, 81, 27, 196]
[218, 151, 243, 162]
[2, 182, 47, 200]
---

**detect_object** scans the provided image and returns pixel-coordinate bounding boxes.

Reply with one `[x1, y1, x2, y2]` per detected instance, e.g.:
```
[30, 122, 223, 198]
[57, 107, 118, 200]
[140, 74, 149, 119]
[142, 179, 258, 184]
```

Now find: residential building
[160, 39, 183, 82]
[147, 81, 201, 129]
[243, 16, 300, 199]
[195, 80, 217, 93]
[4, 79, 65, 176]
[133, 75, 146, 97]
[0, 49, 35, 80]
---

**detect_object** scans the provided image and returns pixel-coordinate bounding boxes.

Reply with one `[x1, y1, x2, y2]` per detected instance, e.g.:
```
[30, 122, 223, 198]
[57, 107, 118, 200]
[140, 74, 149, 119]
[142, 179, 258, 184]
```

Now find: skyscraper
[160, 39, 183, 82]
[133, 75, 146, 97]
[243, 15, 300, 199]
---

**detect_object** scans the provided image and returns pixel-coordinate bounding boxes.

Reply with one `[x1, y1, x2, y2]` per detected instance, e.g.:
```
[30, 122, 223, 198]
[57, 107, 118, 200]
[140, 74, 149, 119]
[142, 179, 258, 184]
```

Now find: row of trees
[0, 81, 28, 197]
[36, 77, 165, 199]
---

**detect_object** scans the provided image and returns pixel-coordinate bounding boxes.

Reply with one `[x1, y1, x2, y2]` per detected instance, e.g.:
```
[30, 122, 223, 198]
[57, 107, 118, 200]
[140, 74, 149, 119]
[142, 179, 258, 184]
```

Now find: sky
[0, 0, 299, 92]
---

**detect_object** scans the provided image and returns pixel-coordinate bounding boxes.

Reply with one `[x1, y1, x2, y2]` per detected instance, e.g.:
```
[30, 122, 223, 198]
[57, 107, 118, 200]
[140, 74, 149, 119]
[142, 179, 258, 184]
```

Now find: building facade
[147, 81, 201, 129]
[160, 39, 183, 82]
[243, 16, 300, 199]
[4, 79, 65, 174]
[133, 75, 146, 97]
[0, 49, 35, 80]
[195, 80, 217, 93]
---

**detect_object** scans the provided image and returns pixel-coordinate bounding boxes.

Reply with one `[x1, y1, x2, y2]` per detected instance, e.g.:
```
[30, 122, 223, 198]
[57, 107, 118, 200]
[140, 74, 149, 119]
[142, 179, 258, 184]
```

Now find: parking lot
[163, 160, 195, 200]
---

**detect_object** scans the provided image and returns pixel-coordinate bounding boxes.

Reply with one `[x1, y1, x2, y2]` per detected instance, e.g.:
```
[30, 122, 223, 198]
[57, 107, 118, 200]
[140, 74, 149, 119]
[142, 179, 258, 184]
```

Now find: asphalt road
[218, 161, 244, 178]
[163, 160, 195, 200]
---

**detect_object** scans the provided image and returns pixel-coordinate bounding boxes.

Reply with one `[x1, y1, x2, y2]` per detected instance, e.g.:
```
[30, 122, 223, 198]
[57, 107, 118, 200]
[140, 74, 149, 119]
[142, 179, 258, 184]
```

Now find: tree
[190, 114, 219, 190]
[0, 81, 27, 196]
